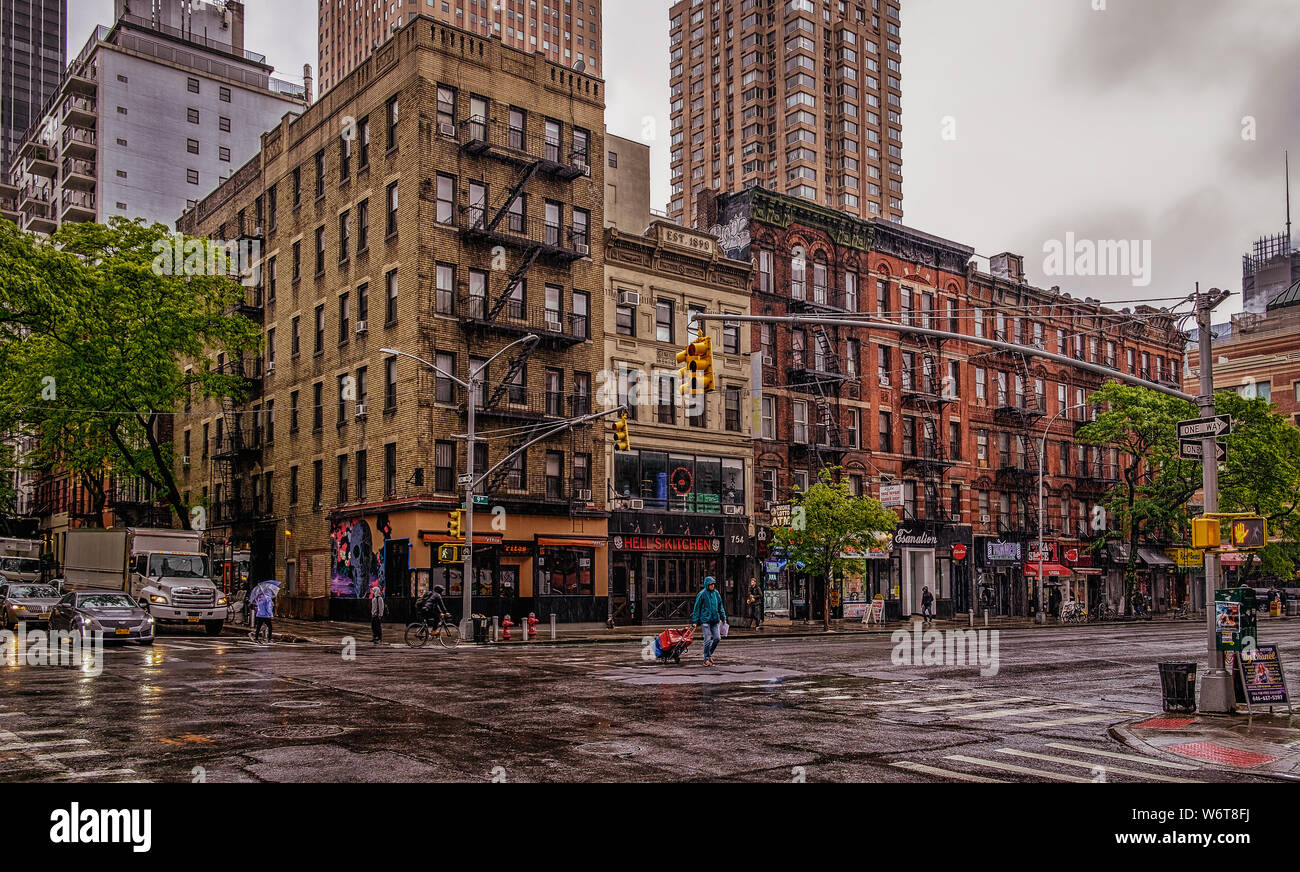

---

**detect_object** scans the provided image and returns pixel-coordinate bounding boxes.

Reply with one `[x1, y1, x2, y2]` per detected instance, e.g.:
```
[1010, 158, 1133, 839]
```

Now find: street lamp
[383, 335, 538, 636]
[1036, 401, 1091, 624]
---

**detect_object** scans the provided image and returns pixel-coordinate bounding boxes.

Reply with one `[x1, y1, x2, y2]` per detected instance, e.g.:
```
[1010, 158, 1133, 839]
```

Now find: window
[338, 210, 350, 262]
[289, 466, 299, 506]
[435, 442, 455, 492]
[723, 320, 739, 354]
[976, 429, 988, 468]
[385, 356, 398, 411]
[219, 146, 230, 162]
[876, 279, 889, 315]
[357, 199, 369, 251]
[791, 246, 806, 299]
[187, 107, 200, 124]
[387, 95, 400, 149]
[436, 263, 455, 315]
[358, 116, 370, 168]
[337, 454, 349, 502]
[313, 460, 323, 509]
[187, 138, 199, 155]
[385, 269, 398, 325]
[290, 317, 300, 356]
[355, 451, 367, 501]
[572, 291, 589, 338]
[314, 226, 326, 274]
[337, 291, 350, 343]
[219, 116, 231, 132]
[758, 250, 772, 293]
[385, 443, 397, 498]
[386, 182, 399, 236]
[656, 300, 674, 342]
[725, 386, 742, 432]
[219, 85, 232, 103]
[187, 77, 200, 93]
[845, 271, 858, 311]
[949, 421, 961, 460]
[657, 374, 676, 425]
[436, 174, 454, 224]
[187, 168, 199, 185]
[878, 410, 892, 452]
[847, 409, 860, 448]
[792, 401, 808, 443]
[761, 396, 775, 439]
[314, 150, 325, 198]
[314, 304, 325, 354]
[312, 382, 323, 431]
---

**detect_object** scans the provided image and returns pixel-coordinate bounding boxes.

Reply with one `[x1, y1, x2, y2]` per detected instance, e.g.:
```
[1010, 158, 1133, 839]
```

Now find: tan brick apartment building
[178, 17, 610, 622]
[319, 0, 602, 94]
[604, 220, 755, 622]
[704, 186, 1187, 622]
[667, 0, 904, 228]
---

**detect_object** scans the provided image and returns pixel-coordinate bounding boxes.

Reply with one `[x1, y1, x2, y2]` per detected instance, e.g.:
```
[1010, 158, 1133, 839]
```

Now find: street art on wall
[330, 517, 389, 598]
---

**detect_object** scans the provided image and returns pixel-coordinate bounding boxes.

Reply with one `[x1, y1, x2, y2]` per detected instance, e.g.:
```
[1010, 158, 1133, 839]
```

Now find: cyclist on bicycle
[417, 585, 450, 624]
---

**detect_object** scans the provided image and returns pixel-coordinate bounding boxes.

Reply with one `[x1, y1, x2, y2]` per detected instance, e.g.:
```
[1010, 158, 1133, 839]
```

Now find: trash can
[1158, 662, 1197, 713]
[471, 613, 490, 645]
[1288, 601, 1299, 617]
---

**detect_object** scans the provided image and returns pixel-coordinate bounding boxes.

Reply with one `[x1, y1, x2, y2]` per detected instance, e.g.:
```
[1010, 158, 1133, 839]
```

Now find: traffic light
[675, 328, 716, 396]
[447, 509, 464, 540]
[1230, 517, 1267, 550]
[1191, 517, 1220, 550]
[614, 413, 630, 452]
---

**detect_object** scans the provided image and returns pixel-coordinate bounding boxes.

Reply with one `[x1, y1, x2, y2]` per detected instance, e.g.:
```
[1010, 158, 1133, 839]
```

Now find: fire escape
[786, 322, 851, 475]
[449, 114, 595, 511]
[900, 317, 955, 520]
[972, 326, 1044, 535]
[211, 255, 266, 533]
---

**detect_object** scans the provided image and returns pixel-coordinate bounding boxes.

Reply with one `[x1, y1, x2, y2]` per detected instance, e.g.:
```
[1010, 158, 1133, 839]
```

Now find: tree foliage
[0, 218, 261, 529]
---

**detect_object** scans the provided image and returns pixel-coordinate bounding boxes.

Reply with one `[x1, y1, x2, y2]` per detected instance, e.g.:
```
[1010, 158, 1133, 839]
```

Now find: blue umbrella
[248, 580, 281, 602]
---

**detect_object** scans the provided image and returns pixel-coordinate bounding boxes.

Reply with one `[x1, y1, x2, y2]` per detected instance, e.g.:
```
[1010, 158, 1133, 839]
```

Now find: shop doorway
[902, 549, 935, 617]
[641, 556, 719, 623]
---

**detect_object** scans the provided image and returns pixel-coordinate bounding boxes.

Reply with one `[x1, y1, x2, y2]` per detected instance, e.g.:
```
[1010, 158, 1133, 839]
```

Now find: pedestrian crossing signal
[1230, 517, 1266, 550]
[1191, 517, 1220, 550]
[447, 509, 464, 540]
[614, 413, 630, 452]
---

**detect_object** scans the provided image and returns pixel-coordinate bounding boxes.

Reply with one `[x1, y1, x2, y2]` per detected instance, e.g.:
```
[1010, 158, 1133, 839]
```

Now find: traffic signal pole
[1196, 288, 1234, 713]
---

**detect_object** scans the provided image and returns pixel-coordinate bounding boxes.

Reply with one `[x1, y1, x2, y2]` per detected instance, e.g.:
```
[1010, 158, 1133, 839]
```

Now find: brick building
[705, 186, 1188, 621]
[178, 17, 610, 623]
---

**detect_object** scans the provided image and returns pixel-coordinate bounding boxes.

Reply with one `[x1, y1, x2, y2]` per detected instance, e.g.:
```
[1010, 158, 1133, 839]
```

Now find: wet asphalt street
[2, 620, 1298, 783]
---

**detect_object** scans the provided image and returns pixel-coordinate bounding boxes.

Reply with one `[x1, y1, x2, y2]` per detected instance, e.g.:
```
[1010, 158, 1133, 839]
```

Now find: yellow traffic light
[695, 334, 715, 393]
[1191, 517, 1220, 550]
[448, 509, 464, 540]
[676, 343, 699, 396]
[676, 328, 715, 396]
[1230, 517, 1267, 550]
[614, 413, 630, 452]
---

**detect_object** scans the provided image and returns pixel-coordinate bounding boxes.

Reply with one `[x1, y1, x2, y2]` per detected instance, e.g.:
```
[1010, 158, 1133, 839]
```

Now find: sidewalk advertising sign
[1228, 645, 1293, 714]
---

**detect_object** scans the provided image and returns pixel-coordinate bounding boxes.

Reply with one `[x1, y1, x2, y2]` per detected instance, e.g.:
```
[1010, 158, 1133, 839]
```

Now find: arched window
[791, 245, 806, 300]
[812, 255, 828, 304]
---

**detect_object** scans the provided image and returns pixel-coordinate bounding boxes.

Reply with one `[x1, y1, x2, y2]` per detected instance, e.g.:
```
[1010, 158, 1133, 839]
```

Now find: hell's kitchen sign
[612, 535, 723, 554]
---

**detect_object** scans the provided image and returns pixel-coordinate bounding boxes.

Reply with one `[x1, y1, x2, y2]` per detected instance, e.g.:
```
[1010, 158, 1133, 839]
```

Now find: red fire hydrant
[527, 612, 539, 640]
[501, 615, 514, 640]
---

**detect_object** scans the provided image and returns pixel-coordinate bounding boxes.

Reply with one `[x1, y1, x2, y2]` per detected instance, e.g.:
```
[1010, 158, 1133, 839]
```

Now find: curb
[1108, 719, 1300, 783]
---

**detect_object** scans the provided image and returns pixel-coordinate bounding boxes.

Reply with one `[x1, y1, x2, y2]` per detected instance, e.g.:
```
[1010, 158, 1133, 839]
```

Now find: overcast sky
[71, 0, 1300, 314]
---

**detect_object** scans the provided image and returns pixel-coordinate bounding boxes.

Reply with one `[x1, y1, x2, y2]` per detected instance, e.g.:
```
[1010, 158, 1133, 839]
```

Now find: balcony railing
[458, 116, 591, 180]
[456, 208, 591, 262]
[455, 297, 589, 345]
[61, 127, 97, 152]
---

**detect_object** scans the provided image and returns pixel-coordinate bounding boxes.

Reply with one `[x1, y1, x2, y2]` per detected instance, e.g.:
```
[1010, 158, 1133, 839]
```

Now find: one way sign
[1177, 415, 1231, 440]
[1179, 440, 1226, 463]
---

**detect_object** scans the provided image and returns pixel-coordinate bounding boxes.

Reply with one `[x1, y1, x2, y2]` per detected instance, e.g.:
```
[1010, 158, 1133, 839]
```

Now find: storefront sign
[879, 484, 904, 507]
[894, 524, 939, 549]
[769, 504, 793, 526]
[501, 543, 533, 558]
[611, 535, 722, 554]
[1165, 548, 1203, 569]
[670, 467, 694, 495]
[985, 540, 1024, 564]
[1027, 541, 1057, 563]
[952, 544, 968, 561]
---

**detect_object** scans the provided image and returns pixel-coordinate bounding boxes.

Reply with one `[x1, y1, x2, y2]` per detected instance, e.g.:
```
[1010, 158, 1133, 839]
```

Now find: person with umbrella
[248, 580, 280, 644]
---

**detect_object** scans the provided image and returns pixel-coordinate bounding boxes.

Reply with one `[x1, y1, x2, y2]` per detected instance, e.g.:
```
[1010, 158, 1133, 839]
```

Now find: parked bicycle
[405, 612, 460, 649]
[1059, 600, 1086, 623]
[1088, 601, 1114, 623]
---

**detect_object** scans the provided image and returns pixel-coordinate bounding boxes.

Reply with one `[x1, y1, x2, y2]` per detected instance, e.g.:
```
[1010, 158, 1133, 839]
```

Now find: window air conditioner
[355, 403, 368, 419]
[439, 122, 457, 138]
[355, 320, 367, 334]
[617, 290, 640, 306]
[628, 499, 644, 510]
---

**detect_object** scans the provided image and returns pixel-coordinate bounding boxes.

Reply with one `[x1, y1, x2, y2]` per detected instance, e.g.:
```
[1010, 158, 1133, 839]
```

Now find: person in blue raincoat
[692, 576, 727, 667]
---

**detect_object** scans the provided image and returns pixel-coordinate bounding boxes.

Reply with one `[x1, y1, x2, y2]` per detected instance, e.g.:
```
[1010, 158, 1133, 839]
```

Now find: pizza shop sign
[612, 535, 722, 554]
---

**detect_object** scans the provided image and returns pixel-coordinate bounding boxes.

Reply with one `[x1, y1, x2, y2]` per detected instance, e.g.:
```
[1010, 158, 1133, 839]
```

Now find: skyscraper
[318, 0, 602, 95]
[667, 0, 903, 228]
[0, 0, 66, 170]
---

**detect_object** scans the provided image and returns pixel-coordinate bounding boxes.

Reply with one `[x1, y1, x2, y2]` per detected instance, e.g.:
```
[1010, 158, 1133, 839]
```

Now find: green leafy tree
[1077, 383, 1198, 611]
[0, 218, 261, 529]
[771, 468, 898, 630]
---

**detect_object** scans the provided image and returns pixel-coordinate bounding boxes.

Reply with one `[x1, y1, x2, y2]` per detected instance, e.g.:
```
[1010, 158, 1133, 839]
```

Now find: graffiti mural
[330, 518, 382, 598]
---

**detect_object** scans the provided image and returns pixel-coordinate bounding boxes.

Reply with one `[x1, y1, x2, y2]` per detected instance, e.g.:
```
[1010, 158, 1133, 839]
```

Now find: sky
[70, 0, 1300, 315]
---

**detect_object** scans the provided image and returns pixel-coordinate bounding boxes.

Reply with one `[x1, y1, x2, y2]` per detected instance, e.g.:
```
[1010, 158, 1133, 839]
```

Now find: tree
[1076, 383, 1198, 612]
[771, 468, 898, 630]
[0, 218, 261, 530]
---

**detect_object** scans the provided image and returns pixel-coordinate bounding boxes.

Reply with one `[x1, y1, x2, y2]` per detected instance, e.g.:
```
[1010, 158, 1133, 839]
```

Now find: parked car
[49, 590, 155, 644]
[2, 583, 61, 629]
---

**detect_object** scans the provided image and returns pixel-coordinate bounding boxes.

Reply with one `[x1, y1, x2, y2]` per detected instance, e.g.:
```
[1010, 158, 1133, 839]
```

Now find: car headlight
[149, 595, 168, 604]
[13, 604, 26, 611]
[216, 596, 229, 606]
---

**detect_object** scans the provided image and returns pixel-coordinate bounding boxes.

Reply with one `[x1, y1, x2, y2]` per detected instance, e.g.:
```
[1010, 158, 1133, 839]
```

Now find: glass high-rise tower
[1, 0, 66, 170]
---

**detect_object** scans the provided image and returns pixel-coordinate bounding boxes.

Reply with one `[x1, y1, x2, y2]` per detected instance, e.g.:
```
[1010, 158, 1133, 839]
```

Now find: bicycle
[1059, 601, 1086, 623]
[1088, 601, 1113, 623]
[405, 612, 460, 649]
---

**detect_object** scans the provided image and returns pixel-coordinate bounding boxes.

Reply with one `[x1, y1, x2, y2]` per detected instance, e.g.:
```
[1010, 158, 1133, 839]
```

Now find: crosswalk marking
[993, 749, 1203, 783]
[944, 754, 1092, 783]
[34, 749, 109, 761]
[891, 761, 1006, 783]
[0, 738, 88, 752]
[1044, 743, 1201, 771]
[858, 691, 983, 707]
[1012, 712, 1146, 729]
[954, 703, 1081, 721]
[909, 696, 1035, 713]
[48, 768, 139, 780]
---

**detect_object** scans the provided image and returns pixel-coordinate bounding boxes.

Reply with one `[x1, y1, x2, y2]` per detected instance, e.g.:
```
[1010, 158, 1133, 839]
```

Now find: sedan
[49, 590, 155, 644]
[2, 584, 62, 629]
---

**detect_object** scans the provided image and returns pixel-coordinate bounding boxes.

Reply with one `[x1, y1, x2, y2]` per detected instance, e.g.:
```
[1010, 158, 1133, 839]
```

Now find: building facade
[0, 0, 65, 171]
[604, 219, 756, 623]
[5, 1, 305, 234]
[319, 0, 602, 95]
[178, 16, 610, 623]
[603, 131, 653, 234]
[666, 0, 903, 228]
[706, 186, 1188, 622]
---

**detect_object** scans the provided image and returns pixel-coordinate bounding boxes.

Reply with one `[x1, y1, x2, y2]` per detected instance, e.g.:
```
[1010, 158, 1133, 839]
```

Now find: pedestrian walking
[746, 577, 764, 629]
[921, 586, 934, 624]
[251, 589, 274, 644]
[692, 576, 727, 667]
[370, 582, 385, 645]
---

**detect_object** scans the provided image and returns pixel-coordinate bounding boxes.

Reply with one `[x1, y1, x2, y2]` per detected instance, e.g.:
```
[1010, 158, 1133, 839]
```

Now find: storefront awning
[537, 537, 607, 549]
[1137, 547, 1175, 567]
[1024, 563, 1072, 578]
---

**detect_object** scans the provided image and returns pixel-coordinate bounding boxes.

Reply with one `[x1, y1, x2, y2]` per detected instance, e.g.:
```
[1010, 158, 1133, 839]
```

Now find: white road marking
[909, 696, 1035, 713]
[34, 749, 109, 761]
[49, 768, 138, 780]
[1045, 743, 1201, 771]
[954, 703, 1082, 721]
[993, 749, 1203, 783]
[1012, 712, 1147, 729]
[857, 692, 985, 707]
[943, 754, 1092, 783]
[16, 729, 69, 737]
[0, 738, 88, 751]
[891, 761, 1006, 783]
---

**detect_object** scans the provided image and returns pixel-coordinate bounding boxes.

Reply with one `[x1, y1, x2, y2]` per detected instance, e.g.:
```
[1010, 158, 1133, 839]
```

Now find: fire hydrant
[501, 615, 514, 640]
[527, 612, 539, 640]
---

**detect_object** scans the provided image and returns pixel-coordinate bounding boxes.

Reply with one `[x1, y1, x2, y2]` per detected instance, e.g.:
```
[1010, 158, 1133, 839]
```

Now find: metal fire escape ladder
[484, 245, 544, 324]
[808, 324, 844, 473]
[483, 160, 542, 233]
[480, 346, 539, 414]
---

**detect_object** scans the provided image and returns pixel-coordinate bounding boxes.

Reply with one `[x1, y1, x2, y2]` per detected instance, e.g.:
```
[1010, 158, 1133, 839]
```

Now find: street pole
[1197, 288, 1234, 713]
[462, 376, 476, 639]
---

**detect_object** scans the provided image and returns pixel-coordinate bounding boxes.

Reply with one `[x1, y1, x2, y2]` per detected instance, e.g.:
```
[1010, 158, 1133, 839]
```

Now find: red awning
[1024, 563, 1072, 578]
[536, 537, 608, 549]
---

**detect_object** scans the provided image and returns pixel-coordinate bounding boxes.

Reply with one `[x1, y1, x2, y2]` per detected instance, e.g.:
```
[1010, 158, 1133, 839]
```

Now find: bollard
[550, 613, 557, 640]
[968, 609, 975, 628]
[492, 615, 499, 643]
[983, 609, 989, 627]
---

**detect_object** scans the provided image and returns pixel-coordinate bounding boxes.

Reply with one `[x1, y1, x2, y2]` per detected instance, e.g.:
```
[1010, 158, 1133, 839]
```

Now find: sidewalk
[1113, 710, 1300, 781]
[226, 611, 1253, 647]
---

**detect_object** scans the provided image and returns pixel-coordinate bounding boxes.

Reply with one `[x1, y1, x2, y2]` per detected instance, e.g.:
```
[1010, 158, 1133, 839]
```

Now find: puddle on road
[597, 664, 806, 686]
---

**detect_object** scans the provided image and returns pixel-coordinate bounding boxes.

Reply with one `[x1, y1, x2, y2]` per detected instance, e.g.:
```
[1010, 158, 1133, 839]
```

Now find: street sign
[1179, 439, 1226, 462]
[457, 473, 474, 486]
[879, 484, 904, 507]
[1177, 415, 1231, 440]
[473, 495, 489, 505]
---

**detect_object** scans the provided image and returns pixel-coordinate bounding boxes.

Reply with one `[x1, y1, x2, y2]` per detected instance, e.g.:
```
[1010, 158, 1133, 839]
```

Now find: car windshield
[10, 585, 57, 598]
[79, 594, 136, 609]
[2, 558, 39, 573]
[147, 554, 209, 578]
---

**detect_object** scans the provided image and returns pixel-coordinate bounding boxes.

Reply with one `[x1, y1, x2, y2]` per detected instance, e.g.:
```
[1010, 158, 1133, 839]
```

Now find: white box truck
[64, 528, 228, 635]
[0, 538, 42, 583]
